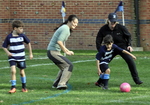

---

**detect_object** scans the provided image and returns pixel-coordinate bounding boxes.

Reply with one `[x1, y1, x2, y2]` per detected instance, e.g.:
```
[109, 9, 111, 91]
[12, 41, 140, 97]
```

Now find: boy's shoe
[102, 86, 108, 90]
[57, 85, 67, 90]
[22, 88, 28, 92]
[9, 88, 16, 93]
[95, 82, 103, 87]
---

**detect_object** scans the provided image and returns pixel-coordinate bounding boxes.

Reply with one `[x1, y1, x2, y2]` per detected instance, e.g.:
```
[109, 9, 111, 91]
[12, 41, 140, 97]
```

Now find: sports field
[0, 49, 150, 105]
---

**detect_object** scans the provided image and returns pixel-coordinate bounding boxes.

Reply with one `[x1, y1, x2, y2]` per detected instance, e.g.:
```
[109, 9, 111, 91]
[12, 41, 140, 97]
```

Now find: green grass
[0, 49, 150, 105]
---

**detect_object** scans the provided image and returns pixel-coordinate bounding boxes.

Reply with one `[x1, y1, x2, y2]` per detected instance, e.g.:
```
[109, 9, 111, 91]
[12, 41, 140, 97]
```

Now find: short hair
[103, 35, 114, 44]
[12, 20, 24, 29]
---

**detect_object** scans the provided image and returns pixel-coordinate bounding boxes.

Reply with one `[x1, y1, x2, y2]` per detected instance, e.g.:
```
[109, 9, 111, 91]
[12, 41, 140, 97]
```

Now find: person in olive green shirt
[47, 15, 79, 90]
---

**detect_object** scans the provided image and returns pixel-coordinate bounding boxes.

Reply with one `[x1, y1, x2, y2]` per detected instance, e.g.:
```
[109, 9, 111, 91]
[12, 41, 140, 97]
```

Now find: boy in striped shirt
[95, 35, 136, 89]
[2, 20, 33, 93]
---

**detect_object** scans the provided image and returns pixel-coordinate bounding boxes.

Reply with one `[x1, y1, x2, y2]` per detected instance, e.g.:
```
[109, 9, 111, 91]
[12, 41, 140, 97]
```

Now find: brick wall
[0, 0, 149, 51]
[0, 0, 10, 45]
[139, 0, 150, 51]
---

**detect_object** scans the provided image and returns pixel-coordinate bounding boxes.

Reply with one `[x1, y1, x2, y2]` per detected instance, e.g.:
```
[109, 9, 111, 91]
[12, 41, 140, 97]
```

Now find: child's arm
[122, 50, 136, 59]
[27, 43, 33, 59]
[96, 60, 102, 75]
[2, 47, 12, 57]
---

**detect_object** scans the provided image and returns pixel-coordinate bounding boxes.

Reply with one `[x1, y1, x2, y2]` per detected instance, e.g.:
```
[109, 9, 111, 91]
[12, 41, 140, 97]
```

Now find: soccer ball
[120, 82, 131, 92]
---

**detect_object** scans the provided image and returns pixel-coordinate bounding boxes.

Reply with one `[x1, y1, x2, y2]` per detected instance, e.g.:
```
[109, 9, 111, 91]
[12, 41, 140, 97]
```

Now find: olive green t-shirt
[47, 25, 70, 51]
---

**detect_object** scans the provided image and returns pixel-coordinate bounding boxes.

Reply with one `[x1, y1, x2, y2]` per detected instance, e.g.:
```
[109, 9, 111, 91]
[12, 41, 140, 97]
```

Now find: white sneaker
[52, 86, 56, 88]
[57, 85, 67, 90]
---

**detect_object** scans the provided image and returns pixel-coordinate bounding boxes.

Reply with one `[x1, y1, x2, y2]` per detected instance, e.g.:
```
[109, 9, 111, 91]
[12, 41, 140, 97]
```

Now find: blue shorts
[100, 64, 109, 73]
[9, 61, 26, 69]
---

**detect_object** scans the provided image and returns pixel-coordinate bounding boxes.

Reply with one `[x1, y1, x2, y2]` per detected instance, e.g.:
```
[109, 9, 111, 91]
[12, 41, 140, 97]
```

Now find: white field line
[0, 56, 149, 69]
[0, 59, 95, 70]
[0, 60, 8, 62]
[0, 57, 48, 62]
[105, 95, 149, 104]
[0, 56, 149, 62]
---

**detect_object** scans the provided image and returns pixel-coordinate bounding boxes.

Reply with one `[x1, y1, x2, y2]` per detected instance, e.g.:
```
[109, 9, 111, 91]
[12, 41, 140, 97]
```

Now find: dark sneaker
[102, 86, 108, 90]
[95, 82, 103, 87]
[136, 81, 143, 85]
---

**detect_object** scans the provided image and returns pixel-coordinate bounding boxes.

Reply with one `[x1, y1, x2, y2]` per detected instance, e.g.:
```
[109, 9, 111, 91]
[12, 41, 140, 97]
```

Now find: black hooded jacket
[96, 24, 131, 51]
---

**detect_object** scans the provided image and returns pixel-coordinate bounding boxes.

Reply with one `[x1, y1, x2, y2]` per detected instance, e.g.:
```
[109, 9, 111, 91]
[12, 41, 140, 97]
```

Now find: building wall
[0, 0, 10, 46]
[0, 0, 149, 51]
[139, 0, 150, 51]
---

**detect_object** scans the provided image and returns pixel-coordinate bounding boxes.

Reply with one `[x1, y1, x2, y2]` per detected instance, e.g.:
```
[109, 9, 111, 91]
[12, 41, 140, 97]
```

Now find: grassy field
[0, 49, 150, 105]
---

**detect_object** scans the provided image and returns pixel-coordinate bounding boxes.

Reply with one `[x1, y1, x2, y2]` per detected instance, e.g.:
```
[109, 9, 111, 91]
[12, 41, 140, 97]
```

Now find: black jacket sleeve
[96, 28, 104, 51]
[120, 25, 132, 46]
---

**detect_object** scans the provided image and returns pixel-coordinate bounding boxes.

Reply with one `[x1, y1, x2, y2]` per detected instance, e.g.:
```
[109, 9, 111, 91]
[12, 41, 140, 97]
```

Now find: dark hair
[12, 20, 24, 29]
[103, 35, 114, 44]
[54, 15, 78, 33]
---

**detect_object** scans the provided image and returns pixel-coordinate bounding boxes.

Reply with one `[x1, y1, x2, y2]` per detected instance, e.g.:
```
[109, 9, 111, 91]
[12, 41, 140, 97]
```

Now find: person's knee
[122, 55, 134, 63]
[11, 66, 16, 74]
[11, 70, 16, 75]
[20, 70, 25, 77]
[105, 69, 110, 74]
[68, 63, 73, 72]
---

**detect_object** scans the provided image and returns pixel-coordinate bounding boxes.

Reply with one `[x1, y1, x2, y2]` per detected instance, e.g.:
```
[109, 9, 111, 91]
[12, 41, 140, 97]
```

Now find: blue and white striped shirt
[96, 44, 123, 64]
[2, 33, 30, 61]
